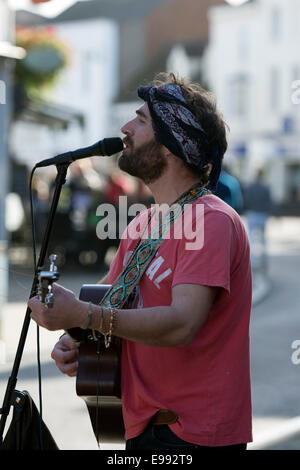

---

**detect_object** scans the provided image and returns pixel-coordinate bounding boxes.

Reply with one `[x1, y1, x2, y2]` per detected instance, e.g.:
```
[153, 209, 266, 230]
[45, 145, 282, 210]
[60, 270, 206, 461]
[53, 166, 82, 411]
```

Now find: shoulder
[199, 194, 248, 239]
[200, 194, 239, 221]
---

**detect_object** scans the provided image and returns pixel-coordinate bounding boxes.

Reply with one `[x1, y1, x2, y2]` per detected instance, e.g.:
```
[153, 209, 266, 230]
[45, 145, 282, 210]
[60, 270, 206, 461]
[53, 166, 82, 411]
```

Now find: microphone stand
[0, 162, 70, 445]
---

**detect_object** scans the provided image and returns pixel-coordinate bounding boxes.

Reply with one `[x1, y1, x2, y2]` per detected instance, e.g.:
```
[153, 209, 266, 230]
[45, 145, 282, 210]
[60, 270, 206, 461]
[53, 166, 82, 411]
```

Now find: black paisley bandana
[138, 83, 222, 190]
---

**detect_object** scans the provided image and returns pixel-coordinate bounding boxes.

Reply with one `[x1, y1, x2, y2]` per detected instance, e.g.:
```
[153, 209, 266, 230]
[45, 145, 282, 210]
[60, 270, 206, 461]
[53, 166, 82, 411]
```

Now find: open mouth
[123, 139, 132, 151]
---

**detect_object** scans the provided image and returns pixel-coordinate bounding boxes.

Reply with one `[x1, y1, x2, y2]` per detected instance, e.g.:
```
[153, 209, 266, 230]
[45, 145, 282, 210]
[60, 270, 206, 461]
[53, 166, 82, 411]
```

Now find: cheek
[145, 128, 155, 142]
[137, 121, 155, 140]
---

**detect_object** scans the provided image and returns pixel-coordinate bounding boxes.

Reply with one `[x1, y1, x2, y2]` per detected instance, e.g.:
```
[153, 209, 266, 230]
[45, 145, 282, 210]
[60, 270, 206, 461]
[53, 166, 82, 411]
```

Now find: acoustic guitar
[66, 284, 125, 444]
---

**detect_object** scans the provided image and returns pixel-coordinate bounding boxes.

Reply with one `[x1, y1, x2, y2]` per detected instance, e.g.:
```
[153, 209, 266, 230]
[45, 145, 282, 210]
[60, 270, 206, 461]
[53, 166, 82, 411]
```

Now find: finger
[28, 297, 48, 325]
[28, 294, 39, 302]
[28, 295, 43, 311]
[51, 348, 78, 363]
[30, 311, 45, 328]
[56, 360, 78, 377]
[60, 334, 76, 348]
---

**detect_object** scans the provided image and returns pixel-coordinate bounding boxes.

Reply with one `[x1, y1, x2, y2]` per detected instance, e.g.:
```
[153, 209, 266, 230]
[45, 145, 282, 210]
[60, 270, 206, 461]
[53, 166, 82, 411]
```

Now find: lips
[123, 138, 132, 151]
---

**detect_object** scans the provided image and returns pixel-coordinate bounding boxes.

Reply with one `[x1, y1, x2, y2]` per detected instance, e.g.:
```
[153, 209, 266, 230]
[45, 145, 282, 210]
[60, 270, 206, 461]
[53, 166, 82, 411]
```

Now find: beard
[118, 137, 167, 184]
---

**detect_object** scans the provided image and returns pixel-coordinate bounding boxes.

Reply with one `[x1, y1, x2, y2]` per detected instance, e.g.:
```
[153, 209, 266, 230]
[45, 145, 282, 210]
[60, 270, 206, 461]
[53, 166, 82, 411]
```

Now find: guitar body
[66, 284, 125, 444]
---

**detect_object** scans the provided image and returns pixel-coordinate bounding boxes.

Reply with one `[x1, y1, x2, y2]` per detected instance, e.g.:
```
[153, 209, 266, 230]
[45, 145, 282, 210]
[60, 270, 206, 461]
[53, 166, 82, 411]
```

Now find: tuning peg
[49, 254, 57, 272]
[45, 291, 54, 308]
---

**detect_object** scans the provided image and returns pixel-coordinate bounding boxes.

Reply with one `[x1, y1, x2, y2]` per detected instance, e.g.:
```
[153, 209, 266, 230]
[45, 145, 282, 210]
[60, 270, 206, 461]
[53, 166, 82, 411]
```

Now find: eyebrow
[136, 109, 148, 120]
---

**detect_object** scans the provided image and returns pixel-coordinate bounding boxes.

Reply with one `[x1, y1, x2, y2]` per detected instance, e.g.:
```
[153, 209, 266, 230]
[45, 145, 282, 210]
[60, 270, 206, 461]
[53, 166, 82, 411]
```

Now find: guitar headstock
[38, 254, 60, 308]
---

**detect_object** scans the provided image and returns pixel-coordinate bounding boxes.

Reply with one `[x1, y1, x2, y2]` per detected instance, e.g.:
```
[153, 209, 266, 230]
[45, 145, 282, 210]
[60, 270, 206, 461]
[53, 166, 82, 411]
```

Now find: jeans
[126, 424, 247, 451]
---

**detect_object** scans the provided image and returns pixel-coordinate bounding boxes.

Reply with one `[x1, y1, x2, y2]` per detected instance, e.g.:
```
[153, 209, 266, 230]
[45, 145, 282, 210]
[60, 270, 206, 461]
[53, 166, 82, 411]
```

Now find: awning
[19, 98, 85, 128]
[0, 41, 26, 60]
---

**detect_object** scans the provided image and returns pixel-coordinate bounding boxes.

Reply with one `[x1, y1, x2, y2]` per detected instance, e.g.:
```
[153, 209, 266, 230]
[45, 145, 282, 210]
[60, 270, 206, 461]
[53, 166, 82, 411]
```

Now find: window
[291, 66, 300, 108]
[269, 67, 280, 111]
[81, 51, 92, 92]
[227, 74, 249, 118]
[238, 28, 249, 62]
[286, 164, 300, 203]
[0, 79, 5, 105]
[270, 6, 281, 41]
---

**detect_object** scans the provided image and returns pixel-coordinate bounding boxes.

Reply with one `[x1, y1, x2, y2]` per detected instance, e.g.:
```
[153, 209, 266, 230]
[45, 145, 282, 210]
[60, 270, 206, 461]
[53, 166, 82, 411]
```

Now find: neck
[147, 170, 202, 205]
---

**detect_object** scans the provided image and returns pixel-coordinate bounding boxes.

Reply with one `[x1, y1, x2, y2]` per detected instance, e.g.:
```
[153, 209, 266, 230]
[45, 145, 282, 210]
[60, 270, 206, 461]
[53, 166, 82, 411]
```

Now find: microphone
[35, 137, 124, 168]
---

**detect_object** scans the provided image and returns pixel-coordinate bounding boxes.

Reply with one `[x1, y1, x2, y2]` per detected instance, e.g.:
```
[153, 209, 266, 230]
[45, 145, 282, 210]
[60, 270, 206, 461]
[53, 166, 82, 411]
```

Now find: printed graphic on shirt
[145, 256, 172, 289]
[122, 249, 173, 307]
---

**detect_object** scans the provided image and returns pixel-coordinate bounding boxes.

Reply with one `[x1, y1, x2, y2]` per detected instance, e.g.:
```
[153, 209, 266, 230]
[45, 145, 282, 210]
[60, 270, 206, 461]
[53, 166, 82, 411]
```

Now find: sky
[8, 0, 84, 18]
[8, 0, 250, 18]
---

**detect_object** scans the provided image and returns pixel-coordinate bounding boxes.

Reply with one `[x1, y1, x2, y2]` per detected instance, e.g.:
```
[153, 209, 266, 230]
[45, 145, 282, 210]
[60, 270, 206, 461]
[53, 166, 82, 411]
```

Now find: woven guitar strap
[95, 183, 208, 318]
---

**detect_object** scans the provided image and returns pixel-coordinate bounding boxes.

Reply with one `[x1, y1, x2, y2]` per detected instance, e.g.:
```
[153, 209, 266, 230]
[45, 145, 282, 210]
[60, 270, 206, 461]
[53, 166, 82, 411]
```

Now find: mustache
[123, 136, 133, 147]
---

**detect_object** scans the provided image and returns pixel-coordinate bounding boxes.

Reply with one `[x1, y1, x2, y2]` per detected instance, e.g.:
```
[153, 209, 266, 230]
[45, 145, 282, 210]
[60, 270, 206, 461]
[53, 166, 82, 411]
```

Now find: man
[29, 73, 252, 450]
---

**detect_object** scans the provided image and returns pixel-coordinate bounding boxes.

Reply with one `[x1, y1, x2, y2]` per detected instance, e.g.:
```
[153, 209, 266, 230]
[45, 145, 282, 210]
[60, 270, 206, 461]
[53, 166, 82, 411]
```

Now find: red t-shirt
[108, 194, 252, 446]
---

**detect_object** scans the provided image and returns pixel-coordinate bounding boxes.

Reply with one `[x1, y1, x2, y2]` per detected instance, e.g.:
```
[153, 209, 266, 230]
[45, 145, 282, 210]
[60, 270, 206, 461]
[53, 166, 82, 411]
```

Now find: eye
[136, 111, 147, 124]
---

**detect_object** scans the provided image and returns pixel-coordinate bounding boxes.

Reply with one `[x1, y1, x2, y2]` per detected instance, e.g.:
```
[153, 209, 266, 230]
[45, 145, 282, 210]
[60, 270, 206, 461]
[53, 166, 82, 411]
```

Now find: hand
[28, 283, 87, 331]
[51, 334, 78, 377]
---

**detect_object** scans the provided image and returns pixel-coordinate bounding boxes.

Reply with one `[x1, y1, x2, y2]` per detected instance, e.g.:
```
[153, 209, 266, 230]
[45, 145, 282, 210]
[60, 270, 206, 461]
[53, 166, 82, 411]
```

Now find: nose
[121, 118, 135, 137]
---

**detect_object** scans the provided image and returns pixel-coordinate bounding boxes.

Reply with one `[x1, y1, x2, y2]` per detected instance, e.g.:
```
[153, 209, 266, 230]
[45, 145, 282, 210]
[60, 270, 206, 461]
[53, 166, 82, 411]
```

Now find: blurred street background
[0, 0, 300, 451]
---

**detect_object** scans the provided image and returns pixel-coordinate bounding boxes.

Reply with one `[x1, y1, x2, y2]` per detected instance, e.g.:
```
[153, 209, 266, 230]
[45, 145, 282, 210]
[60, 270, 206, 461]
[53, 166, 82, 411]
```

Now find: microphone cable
[29, 166, 44, 450]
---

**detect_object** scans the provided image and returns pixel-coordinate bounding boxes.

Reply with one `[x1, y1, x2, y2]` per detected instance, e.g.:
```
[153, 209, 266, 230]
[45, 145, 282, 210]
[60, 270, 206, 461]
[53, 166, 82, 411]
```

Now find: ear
[204, 163, 213, 176]
[160, 144, 172, 158]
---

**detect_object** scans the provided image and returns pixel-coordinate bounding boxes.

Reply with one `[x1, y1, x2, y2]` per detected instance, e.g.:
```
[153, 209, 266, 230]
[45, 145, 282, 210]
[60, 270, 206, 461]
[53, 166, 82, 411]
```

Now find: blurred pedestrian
[244, 169, 272, 271]
[214, 166, 244, 213]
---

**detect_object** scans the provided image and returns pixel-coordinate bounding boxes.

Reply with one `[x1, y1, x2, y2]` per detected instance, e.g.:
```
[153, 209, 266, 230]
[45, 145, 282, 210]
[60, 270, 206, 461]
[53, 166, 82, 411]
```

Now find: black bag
[1, 390, 58, 450]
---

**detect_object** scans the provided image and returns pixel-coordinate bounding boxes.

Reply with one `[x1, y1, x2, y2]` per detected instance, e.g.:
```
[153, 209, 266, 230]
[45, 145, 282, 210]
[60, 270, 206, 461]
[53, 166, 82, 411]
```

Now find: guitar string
[95, 338, 101, 449]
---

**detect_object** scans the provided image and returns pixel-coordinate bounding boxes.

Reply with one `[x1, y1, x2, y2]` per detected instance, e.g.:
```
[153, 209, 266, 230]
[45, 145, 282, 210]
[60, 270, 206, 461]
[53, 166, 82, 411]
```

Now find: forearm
[88, 303, 189, 347]
[29, 283, 213, 344]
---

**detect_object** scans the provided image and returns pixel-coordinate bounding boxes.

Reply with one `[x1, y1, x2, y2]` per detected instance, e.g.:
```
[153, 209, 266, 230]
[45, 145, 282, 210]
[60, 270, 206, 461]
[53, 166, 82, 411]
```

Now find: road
[0, 216, 300, 450]
[248, 217, 300, 450]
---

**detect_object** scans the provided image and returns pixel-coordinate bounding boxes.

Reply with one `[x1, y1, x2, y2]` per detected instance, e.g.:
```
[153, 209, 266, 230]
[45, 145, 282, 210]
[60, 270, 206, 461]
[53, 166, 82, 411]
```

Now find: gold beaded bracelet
[92, 306, 104, 341]
[104, 307, 117, 348]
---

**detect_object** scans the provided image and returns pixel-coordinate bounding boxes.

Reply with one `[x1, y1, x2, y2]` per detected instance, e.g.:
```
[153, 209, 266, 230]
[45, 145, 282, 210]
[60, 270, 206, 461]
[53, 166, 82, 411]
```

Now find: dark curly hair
[150, 72, 229, 189]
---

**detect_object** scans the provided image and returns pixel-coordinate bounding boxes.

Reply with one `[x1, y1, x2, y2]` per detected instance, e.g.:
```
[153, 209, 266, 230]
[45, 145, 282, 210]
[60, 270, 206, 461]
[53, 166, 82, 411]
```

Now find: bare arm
[29, 283, 218, 347]
[90, 283, 218, 347]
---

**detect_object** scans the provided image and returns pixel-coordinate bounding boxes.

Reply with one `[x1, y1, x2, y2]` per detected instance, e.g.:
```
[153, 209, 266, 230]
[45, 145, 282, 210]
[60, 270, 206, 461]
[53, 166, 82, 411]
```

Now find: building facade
[205, 0, 300, 211]
[15, 0, 225, 163]
[0, 0, 26, 360]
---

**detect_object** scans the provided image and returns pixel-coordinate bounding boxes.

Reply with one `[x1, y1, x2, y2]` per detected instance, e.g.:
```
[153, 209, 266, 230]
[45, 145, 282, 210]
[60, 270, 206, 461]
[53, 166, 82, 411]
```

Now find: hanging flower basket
[15, 26, 69, 95]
